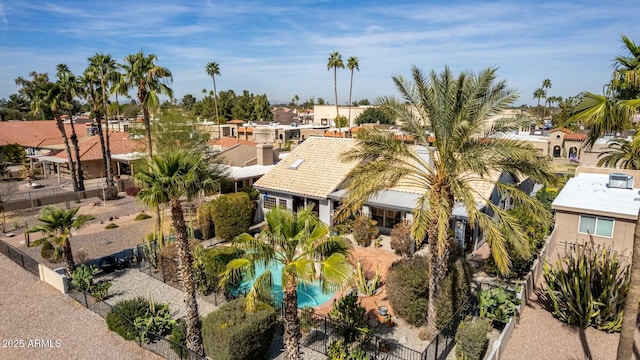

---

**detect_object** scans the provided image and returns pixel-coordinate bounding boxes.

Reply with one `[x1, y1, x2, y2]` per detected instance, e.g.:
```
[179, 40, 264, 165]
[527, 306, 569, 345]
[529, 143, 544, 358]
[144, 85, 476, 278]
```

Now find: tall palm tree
[33, 80, 80, 192]
[327, 51, 345, 132]
[27, 207, 94, 278]
[205, 62, 221, 138]
[122, 51, 174, 160]
[597, 138, 640, 170]
[55, 64, 85, 191]
[134, 149, 224, 356]
[222, 206, 353, 360]
[612, 35, 640, 100]
[338, 66, 555, 331]
[86, 53, 120, 187]
[347, 56, 359, 127]
[109, 69, 129, 127]
[533, 88, 546, 118]
[542, 79, 552, 117]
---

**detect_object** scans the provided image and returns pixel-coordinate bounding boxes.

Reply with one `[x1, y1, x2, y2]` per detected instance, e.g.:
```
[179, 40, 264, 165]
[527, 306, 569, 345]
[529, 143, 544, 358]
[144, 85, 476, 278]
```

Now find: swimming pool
[237, 261, 336, 308]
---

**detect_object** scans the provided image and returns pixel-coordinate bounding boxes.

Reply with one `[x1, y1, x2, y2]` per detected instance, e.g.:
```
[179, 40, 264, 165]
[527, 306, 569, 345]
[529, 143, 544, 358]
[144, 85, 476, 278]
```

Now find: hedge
[210, 192, 254, 242]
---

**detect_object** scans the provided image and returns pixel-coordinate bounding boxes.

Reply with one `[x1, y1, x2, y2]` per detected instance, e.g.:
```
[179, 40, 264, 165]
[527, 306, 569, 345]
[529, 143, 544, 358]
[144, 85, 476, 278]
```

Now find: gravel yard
[0, 255, 161, 360]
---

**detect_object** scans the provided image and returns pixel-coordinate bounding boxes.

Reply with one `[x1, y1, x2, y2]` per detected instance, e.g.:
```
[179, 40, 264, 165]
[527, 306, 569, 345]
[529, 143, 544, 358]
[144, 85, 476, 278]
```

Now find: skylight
[289, 158, 305, 170]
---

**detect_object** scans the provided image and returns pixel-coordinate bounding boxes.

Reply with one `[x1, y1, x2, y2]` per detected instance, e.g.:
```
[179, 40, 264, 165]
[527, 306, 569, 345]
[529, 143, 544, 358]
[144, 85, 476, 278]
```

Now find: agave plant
[353, 261, 381, 296]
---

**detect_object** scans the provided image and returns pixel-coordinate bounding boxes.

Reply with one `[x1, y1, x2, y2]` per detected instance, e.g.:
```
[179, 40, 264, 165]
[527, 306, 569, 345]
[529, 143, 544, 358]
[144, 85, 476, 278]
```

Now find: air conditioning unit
[608, 173, 633, 189]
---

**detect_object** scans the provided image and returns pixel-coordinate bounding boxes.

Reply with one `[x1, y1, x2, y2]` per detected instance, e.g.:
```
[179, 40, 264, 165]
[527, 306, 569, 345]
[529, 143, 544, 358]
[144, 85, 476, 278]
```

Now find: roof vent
[608, 173, 633, 189]
[289, 158, 305, 170]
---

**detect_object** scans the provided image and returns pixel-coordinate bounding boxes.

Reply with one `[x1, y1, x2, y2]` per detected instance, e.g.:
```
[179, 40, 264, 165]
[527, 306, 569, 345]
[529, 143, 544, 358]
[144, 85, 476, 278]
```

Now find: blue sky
[1, 0, 639, 106]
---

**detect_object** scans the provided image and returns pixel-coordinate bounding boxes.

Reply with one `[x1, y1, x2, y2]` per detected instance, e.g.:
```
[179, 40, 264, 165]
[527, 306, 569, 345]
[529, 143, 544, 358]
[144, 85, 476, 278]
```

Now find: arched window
[553, 145, 561, 158]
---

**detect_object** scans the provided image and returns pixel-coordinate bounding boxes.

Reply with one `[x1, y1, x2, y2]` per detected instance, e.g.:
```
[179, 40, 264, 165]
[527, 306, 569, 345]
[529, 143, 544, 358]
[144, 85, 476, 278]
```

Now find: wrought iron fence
[68, 288, 205, 360]
[0, 239, 39, 276]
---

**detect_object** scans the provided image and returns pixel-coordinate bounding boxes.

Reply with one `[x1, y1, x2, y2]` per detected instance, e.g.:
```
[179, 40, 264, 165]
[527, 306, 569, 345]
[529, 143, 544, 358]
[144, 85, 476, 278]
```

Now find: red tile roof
[227, 119, 245, 124]
[550, 127, 572, 134]
[54, 131, 143, 161]
[210, 137, 257, 148]
[0, 120, 81, 148]
[564, 133, 587, 141]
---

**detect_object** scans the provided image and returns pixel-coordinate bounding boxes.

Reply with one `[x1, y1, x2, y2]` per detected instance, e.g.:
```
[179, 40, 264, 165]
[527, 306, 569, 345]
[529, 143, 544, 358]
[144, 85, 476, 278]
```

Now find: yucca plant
[543, 240, 629, 332]
[353, 261, 381, 296]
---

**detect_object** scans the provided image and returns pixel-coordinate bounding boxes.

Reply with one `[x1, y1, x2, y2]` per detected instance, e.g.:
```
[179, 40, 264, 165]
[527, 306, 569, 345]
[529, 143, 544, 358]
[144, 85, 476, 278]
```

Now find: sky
[1, 0, 639, 107]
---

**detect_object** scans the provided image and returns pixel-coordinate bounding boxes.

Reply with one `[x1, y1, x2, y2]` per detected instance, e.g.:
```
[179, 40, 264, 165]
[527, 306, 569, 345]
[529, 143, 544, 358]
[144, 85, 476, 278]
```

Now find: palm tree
[347, 56, 359, 127]
[222, 206, 353, 360]
[338, 66, 555, 331]
[33, 80, 80, 192]
[122, 51, 174, 160]
[27, 207, 94, 278]
[612, 35, 640, 100]
[134, 149, 224, 356]
[597, 138, 640, 170]
[618, 209, 640, 360]
[55, 64, 85, 191]
[109, 69, 129, 126]
[569, 92, 640, 148]
[327, 51, 345, 132]
[205, 62, 221, 138]
[533, 88, 546, 118]
[542, 79, 552, 117]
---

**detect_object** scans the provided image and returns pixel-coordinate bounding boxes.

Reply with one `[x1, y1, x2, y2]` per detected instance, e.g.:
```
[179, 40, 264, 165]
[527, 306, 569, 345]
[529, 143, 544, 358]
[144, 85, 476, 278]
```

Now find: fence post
[83, 290, 88, 308]
[324, 316, 327, 354]
[434, 334, 439, 360]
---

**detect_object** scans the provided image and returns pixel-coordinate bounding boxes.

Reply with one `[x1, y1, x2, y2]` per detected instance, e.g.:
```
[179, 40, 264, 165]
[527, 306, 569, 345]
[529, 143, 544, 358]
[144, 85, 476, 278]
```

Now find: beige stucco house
[551, 166, 640, 256]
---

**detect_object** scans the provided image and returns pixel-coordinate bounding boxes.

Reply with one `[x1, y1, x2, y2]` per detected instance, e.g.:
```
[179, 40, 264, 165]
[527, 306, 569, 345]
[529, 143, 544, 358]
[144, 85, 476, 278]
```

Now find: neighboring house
[253, 137, 531, 252]
[313, 105, 368, 128]
[551, 166, 640, 255]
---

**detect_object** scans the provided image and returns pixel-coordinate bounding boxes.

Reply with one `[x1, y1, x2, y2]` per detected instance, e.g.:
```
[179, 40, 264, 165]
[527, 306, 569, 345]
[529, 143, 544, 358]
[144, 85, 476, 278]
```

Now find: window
[578, 215, 614, 237]
[264, 197, 277, 209]
[278, 199, 287, 208]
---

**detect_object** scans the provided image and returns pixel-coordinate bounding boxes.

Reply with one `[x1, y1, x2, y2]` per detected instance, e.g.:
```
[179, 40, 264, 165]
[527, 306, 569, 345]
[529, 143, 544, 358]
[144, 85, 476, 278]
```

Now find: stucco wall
[554, 211, 634, 255]
[39, 264, 68, 293]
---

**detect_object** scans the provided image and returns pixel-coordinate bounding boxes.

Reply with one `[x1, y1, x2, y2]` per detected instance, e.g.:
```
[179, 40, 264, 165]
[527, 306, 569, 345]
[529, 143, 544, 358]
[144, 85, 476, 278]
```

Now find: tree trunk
[68, 116, 85, 192]
[213, 77, 220, 138]
[55, 116, 79, 192]
[101, 83, 114, 187]
[170, 198, 204, 356]
[142, 105, 162, 235]
[334, 67, 340, 135]
[283, 275, 300, 360]
[62, 237, 75, 279]
[616, 208, 640, 359]
[348, 70, 354, 128]
[94, 111, 110, 187]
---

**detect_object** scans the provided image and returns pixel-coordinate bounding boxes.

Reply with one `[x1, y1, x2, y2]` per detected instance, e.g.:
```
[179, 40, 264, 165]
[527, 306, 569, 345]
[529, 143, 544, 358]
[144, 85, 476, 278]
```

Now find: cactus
[543, 240, 629, 332]
[142, 232, 161, 269]
[354, 261, 381, 296]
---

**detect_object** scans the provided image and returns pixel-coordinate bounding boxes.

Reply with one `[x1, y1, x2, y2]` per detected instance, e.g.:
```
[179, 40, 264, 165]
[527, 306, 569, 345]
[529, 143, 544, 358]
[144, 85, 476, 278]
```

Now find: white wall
[39, 264, 68, 293]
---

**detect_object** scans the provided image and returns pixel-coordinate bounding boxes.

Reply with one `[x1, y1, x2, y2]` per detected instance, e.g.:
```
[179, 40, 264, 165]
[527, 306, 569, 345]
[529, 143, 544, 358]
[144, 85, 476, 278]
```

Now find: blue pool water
[237, 261, 336, 308]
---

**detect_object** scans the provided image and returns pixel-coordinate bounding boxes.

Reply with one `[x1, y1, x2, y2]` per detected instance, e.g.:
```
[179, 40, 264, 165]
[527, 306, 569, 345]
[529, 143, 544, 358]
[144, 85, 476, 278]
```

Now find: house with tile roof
[253, 137, 532, 251]
[552, 166, 640, 255]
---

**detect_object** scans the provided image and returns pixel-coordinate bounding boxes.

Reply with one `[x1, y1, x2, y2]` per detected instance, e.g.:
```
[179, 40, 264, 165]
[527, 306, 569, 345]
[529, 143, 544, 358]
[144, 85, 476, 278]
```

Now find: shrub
[210, 192, 254, 242]
[71, 264, 98, 291]
[353, 261, 381, 296]
[90, 280, 112, 300]
[202, 299, 277, 360]
[333, 219, 352, 235]
[390, 223, 414, 256]
[105, 222, 119, 229]
[434, 259, 472, 330]
[196, 202, 214, 240]
[543, 241, 629, 332]
[351, 216, 378, 247]
[106, 297, 153, 341]
[479, 286, 520, 327]
[133, 302, 175, 343]
[159, 240, 200, 284]
[300, 307, 316, 336]
[455, 316, 491, 360]
[192, 245, 245, 296]
[239, 186, 260, 201]
[170, 319, 187, 357]
[135, 213, 152, 221]
[329, 293, 370, 343]
[125, 186, 141, 196]
[386, 256, 429, 326]
[328, 339, 370, 360]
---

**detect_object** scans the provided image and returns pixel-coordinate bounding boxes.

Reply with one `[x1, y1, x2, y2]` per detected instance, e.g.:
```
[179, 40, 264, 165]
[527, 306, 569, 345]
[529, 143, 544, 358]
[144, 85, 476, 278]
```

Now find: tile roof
[227, 119, 245, 124]
[550, 127, 572, 134]
[210, 137, 257, 148]
[54, 131, 143, 161]
[0, 120, 80, 148]
[564, 133, 587, 141]
[254, 137, 360, 199]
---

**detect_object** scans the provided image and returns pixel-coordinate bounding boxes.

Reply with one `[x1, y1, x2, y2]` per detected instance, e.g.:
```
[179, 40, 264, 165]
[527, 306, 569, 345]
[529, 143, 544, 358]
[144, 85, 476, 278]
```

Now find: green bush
[239, 186, 260, 201]
[328, 339, 370, 360]
[90, 280, 112, 300]
[197, 202, 214, 240]
[105, 222, 119, 229]
[192, 245, 245, 296]
[479, 286, 520, 326]
[71, 264, 98, 291]
[210, 192, 254, 242]
[455, 316, 491, 360]
[351, 216, 378, 247]
[133, 302, 175, 343]
[434, 259, 472, 330]
[386, 256, 429, 326]
[329, 293, 370, 344]
[169, 319, 187, 357]
[543, 242, 629, 332]
[106, 297, 153, 341]
[390, 223, 414, 256]
[135, 213, 152, 221]
[202, 299, 277, 360]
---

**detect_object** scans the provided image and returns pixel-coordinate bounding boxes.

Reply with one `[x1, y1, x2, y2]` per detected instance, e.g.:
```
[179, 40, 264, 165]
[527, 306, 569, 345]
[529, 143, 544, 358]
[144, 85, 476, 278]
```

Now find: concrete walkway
[0, 255, 161, 360]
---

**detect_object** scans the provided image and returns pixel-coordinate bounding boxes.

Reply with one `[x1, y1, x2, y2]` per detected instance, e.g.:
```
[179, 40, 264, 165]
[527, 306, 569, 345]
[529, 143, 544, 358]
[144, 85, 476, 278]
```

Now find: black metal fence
[0, 239, 39, 276]
[68, 288, 205, 360]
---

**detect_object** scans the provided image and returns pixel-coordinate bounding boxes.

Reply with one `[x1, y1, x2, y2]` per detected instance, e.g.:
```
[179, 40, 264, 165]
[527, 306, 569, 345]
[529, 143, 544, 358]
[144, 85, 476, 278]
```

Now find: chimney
[256, 143, 273, 166]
